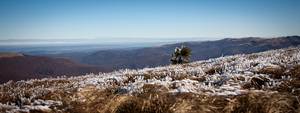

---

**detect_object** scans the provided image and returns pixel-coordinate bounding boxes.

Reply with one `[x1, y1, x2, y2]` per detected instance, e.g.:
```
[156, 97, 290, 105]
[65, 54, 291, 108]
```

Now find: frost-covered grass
[1, 47, 300, 113]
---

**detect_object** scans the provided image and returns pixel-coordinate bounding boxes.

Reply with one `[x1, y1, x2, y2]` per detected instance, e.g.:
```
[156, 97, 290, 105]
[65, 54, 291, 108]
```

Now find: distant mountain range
[1, 36, 300, 83]
[53, 36, 300, 70]
[0, 54, 109, 83]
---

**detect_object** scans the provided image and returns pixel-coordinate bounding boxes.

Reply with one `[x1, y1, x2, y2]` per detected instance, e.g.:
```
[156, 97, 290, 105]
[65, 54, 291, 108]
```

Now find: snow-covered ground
[76, 46, 300, 95]
[1, 47, 300, 112]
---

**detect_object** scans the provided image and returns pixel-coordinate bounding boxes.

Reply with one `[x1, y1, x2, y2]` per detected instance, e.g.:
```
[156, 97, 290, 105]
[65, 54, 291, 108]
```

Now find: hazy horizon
[2, 35, 299, 46]
[0, 37, 214, 54]
[0, 37, 210, 46]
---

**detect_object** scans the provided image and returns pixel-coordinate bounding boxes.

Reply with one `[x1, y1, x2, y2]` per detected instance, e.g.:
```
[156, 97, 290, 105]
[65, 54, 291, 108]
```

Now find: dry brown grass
[189, 76, 206, 82]
[205, 66, 223, 75]
[142, 73, 167, 81]
[77, 91, 300, 113]
[1, 82, 300, 113]
[2, 79, 299, 113]
[258, 65, 286, 79]
[170, 74, 189, 81]
[242, 76, 270, 90]
[141, 84, 168, 94]
[224, 92, 299, 113]
[1, 74, 299, 113]
[289, 65, 300, 79]
[247, 54, 259, 60]
[123, 74, 137, 84]
[271, 65, 300, 94]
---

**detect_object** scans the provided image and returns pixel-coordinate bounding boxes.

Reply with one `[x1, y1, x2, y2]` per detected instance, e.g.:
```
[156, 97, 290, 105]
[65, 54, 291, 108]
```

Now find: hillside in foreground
[0, 47, 300, 113]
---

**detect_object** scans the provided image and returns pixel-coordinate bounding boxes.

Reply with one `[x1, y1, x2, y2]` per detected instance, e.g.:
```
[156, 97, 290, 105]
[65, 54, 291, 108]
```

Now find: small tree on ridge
[170, 45, 191, 64]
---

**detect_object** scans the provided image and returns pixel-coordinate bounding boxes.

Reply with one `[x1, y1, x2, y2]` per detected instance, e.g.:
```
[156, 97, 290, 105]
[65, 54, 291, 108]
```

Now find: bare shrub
[171, 74, 189, 81]
[241, 82, 252, 89]
[143, 73, 153, 81]
[205, 66, 223, 75]
[289, 65, 300, 79]
[247, 54, 259, 60]
[190, 76, 206, 82]
[143, 73, 167, 81]
[123, 74, 137, 84]
[258, 65, 285, 79]
[141, 84, 168, 94]
[250, 76, 270, 89]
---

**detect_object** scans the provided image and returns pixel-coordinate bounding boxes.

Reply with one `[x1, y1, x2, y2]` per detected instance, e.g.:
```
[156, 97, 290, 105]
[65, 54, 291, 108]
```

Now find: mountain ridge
[71, 35, 300, 69]
[0, 54, 110, 83]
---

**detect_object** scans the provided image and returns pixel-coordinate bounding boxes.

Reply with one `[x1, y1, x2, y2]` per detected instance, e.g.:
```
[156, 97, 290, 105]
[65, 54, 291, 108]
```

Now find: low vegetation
[1, 47, 300, 113]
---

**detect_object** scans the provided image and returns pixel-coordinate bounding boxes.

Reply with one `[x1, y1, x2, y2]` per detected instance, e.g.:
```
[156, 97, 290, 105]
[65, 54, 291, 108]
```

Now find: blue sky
[0, 0, 299, 40]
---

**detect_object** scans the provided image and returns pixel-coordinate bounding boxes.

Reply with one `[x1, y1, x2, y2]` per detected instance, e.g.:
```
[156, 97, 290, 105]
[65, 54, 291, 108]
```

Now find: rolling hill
[0, 47, 299, 112]
[0, 53, 110, 83]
